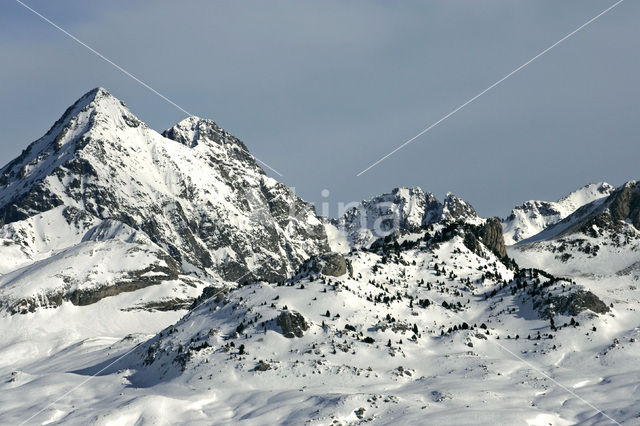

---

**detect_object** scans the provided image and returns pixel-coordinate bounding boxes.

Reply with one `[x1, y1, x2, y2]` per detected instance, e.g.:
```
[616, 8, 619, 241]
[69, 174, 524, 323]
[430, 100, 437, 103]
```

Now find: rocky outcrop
[301, 252, 348, 277]
[462, 218, 508, 260]
[441, 193, 477, 222]
[318, 253, 347, 277]
[540, 290, 609, 318]
[255, 361, 272, 371]
[608, 181, 640, 229]
[189, 285, 230, 310]
[479, 218, 507, 258]
[276, 310, 309, 338]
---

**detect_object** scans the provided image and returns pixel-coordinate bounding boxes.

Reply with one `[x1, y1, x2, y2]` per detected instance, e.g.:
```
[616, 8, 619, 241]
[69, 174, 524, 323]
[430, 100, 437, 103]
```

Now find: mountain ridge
[501, 182, 615, 245]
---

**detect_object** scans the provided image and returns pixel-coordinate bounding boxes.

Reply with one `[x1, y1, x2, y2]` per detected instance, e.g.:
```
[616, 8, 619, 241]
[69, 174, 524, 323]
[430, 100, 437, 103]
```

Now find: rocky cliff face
[608, 181, 640, 229]
[441, 193, 478, 223]
[479, 218, 508, 259]
[299, 252, 349, 277]
[461, 218, 508, 260]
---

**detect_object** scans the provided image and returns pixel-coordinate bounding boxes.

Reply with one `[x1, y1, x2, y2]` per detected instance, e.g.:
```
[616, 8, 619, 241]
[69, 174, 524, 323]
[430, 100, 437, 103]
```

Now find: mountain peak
[332, 187, 483, 248]
[556, 182, 614, 210]
[84, 86, 111, 101]
[162, 115, 259, 172]
[162, 116, 215, 148]
[59, 87, 120, 115]
[389, 186, 430, 200]
[41, 87, 139, 142]
[442, 192, 478, 222]
[1, 86, 145, 176]
[69, 87, 111, 107]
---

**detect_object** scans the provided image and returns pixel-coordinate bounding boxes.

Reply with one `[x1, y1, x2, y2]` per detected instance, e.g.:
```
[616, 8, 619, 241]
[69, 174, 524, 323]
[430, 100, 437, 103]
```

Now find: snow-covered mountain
[502, 182, 615, 245]
[510, 180, 640, 279]
[0, 88, 329, 313]
[329, 187, 482, 249]
[0, 88, 638, 425]
[526, 180, 640, 243]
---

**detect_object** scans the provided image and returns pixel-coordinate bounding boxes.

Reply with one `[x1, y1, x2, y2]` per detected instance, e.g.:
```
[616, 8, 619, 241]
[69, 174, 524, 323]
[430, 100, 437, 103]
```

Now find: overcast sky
[1, 0, 638, 217]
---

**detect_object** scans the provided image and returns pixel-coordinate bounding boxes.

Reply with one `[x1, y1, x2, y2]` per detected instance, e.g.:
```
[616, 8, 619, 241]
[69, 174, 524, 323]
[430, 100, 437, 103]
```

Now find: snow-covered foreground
[2, 228, 638, 425]
[5, 333, 637, 425]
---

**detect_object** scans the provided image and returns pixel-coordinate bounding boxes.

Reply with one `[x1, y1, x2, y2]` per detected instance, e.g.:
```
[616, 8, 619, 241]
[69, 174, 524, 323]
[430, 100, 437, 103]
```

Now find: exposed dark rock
[540, 290, 609, 318]
[321, 254, 347, 277]
[0, 183, 64, 227]
[276, 310, 309, 338]
[302, 252, 348, 277]
[442, 193, 477, 222]
[255, 361, 272, 371]
[7, 254, 181, 314]
[189, 286, 230, 310]
[607, 182, 640, 230]
[122, 298, 194, 312]
[463, 231, 483, 257]
[479, 218, 508, 258]
[462, 218, 508, 259]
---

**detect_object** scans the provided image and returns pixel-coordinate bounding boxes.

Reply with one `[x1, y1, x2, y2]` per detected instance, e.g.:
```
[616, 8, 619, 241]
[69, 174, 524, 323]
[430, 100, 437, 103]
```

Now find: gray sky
[1, 0, 638, 218]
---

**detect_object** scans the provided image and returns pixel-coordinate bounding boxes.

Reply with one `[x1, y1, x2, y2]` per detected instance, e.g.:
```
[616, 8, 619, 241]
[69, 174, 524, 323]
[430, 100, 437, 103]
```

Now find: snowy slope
[4, 222, 633, 425]
[502, 182, 614, 245]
